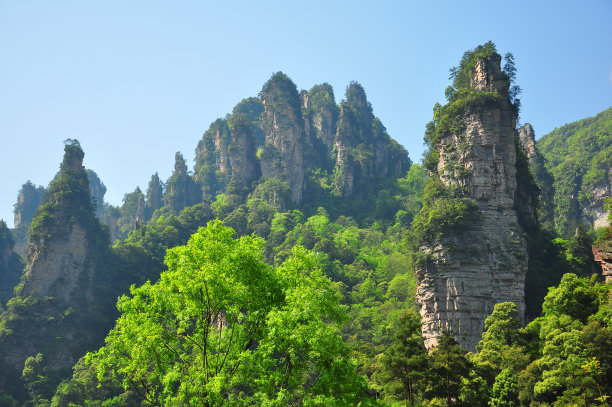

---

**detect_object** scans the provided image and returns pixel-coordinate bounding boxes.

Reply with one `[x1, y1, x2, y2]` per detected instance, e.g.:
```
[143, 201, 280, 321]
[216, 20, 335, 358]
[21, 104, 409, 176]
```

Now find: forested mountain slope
[537, 108, 612, 236]
[0, 45, 609, 406]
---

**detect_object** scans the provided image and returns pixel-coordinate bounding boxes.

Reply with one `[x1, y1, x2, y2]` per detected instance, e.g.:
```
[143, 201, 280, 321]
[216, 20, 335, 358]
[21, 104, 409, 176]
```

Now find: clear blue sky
[1, 1, 611, 226]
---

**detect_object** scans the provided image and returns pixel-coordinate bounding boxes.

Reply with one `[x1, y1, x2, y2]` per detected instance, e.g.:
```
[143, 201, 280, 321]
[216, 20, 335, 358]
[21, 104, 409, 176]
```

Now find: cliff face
[416, 50, 530, 351]
[334, 83, 410, 195]
[0, 221, 22, 305]
[13, 181, 46, 255]
[517, 123, 555, 231]
[228, 116, 260, 189]
[260, 72, 306, 204]
[0, 141, 113, 392]
[164, 152, 201, 213]
[194, 72, 410, 209]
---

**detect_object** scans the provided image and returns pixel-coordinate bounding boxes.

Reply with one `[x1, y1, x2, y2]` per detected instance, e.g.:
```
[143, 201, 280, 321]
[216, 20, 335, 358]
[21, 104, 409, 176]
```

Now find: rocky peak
[86, 169, 107, 219]
[470, 53, 509, 96]
[303, 83, 338, 169]
[227, 113, 260, 189]
[13, 181, 46, 229]
[145, 173, 164, 219]
[260, 72, 305, 204]
[416, 44, 530, 351]
[518, 123, 537, 158]
[164, 152, 201, 213]
[333, 83, 409, 196]
[20, 140, 106, 303]
[0, 220, 22, 305]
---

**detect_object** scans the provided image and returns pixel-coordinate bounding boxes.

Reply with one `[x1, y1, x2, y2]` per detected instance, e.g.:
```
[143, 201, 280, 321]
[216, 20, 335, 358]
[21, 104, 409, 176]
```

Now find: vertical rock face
[20, 143, 103, 303]
[145, 173, 164, 220]
[86, 169, 107, 219]
[13, 181, 46, 255]
[518, 123, 536, 158]
[517, 123, 555, 230]
[14, 181, 46, 229]
[0, 141, 113, 387]
[0, 221, 22, 305]
[333, 83, 410, 196]
[228, 116, 260, 189]
[195, 116, 260, 195]
[302, 84, 338, 170]
[416, 53, 529, 351]
[260, 72, 305, 204]
[164, 152, 201, 213]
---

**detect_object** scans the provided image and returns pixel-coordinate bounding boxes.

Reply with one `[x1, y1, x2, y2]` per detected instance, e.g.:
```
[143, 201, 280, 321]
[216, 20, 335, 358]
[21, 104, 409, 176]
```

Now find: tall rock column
[415, 45, 530, 351]
[260, 72, 305, 204]
[0, 140, 113, 396]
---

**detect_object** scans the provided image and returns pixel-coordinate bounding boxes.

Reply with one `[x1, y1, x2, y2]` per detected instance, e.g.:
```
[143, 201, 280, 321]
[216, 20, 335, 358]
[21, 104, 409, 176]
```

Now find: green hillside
[537, 108, 612, 236]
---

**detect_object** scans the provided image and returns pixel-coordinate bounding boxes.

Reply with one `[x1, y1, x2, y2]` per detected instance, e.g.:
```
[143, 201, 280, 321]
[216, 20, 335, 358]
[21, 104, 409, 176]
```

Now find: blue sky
[1, 1, 611, 226]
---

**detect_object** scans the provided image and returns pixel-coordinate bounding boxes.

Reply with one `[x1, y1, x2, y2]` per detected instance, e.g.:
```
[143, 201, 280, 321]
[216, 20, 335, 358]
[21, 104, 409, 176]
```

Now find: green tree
[424, 334, 471, 406]
[89, 221, 370, 406]
[379, 310, 427, 405]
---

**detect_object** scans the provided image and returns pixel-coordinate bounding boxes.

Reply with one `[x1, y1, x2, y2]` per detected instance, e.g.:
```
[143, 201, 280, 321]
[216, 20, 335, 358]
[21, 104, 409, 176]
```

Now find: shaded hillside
[537, 108, 612, 236]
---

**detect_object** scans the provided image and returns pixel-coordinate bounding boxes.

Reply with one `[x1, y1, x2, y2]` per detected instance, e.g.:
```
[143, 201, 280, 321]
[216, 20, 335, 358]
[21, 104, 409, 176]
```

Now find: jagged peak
[61, 139, 85, 172]
[260, 71, 301, 110]
[449, 41, 510, 96]
[174, 152, 188, 175]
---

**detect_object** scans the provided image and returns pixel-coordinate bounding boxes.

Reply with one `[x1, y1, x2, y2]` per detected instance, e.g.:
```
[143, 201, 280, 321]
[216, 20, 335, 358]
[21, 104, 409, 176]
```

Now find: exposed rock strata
[0, 141, 113, 391]
[260, 73, 306, 204]
[593, 245, 612, 283]
[416, 53, 530, 351]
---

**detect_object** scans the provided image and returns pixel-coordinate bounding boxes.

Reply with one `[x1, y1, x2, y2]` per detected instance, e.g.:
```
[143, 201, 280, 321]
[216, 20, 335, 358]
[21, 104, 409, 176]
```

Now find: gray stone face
[260, 81, 305, 204]
[21, 223, 94, 303]
[416, 57, 529, 351]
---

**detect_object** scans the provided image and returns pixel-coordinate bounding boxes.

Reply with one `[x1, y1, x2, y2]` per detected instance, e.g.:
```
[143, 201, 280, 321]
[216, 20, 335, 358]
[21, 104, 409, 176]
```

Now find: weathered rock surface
[260, 72, 306, 204]
[0, 221, 22, 305]
[416, 54, 530, 351]
[593, 244, 612, 283]
[0, 141, 113, 393]
[164, 152, 201, 213]
[333, 83, 410, 195]
[12, 181, 46, 255]
[145, 172, 164, 220]
[517, 123, 555, 230]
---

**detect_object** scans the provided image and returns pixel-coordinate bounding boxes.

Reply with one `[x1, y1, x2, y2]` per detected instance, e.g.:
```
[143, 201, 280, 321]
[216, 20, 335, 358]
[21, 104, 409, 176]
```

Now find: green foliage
[408, 178, 479, 251]
[424, 334, 471, 406]
[90, 221, 371, 406]
[376, 310, 427, 405]
[537, 108, 612, 237]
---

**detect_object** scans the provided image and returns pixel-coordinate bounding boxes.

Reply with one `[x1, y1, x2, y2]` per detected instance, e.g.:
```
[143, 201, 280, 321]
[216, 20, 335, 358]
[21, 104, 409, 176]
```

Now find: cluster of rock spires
[0, 75, 410, 394]
[195, 72, 409, 206]
[416, 53, 532, 351]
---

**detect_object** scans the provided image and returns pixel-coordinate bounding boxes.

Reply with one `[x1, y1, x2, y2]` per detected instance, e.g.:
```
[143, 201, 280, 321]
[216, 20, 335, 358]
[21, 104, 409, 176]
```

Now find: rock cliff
[260, 72, 306, 204]
[0, 221, 22, 305]
[333, 83, 410, 195]
[145, 172, 164, 219]
[0, 140, 113, 394]
[164, 152, 201, 213]
[12, 181, 46, 255]
[415, 45, 531, 351]
[517, 123, 555, 231]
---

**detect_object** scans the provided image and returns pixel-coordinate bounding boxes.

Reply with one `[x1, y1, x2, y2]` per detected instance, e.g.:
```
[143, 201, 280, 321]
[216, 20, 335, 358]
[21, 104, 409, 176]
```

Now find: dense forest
[0, 42, 610, 406]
